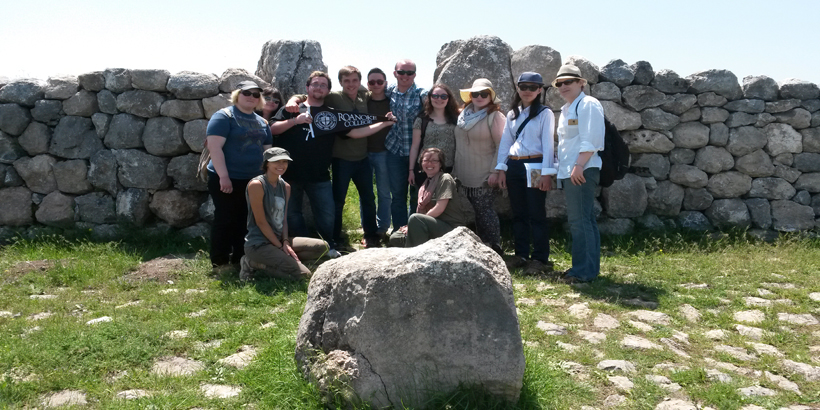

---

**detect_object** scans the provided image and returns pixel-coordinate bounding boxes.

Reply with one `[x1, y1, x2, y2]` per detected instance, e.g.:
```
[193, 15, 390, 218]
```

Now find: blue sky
[2, 0, 817, 89]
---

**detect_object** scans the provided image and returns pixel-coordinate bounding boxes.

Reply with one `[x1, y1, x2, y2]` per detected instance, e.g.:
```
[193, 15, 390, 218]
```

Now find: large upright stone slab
[295, 228, 524, 409]
[435, 36, 514, 110]
[510, 45, 562, 91]
[256, 40, 327, 100]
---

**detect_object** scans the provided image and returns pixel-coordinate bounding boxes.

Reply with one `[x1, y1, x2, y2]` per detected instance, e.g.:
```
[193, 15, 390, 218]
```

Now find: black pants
[208, 172, 251, 266]
[506, 158, 550, 263]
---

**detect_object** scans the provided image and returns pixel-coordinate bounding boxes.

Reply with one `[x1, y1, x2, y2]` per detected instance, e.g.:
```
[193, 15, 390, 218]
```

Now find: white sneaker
[326, 249, 341, 259]
[239, 256, 253, 281]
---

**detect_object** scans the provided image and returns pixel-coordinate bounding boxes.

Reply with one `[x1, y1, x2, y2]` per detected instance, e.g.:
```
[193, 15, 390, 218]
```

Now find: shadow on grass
[564, 275, 667, 310]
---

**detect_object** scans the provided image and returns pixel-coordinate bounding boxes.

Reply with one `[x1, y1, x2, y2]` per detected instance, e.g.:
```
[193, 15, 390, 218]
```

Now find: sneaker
[505, 256, 528, 270]
[326, 249, 341, 259]
[523, 259, 548, 276]
[239, 256, 253, 281]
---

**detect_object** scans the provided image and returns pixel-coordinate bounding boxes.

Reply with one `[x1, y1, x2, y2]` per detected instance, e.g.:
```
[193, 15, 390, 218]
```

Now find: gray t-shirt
[244, 174, 286, 247]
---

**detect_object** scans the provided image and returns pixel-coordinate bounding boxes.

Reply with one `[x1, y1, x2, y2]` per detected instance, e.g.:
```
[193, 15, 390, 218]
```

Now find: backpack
[575, 101, 630, 187]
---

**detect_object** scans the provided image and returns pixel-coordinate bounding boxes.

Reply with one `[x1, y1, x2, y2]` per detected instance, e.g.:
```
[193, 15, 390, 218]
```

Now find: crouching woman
[240, 147, 329, 281]
[389, 147, 470, 247]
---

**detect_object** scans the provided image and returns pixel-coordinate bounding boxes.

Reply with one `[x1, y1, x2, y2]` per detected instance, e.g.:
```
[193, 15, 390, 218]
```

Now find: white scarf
[457, 104, 488, 131]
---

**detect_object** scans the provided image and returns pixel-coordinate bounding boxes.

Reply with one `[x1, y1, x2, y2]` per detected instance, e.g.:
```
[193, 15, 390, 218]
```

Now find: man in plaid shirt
[384, 59, 428, 232]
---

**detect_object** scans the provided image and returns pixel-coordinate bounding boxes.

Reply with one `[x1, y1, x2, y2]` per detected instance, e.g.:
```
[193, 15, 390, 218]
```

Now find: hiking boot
[239, 256, 253, 281]
[362, 237, 381, 249]
[523, 259, 549, 276]
[505, 256, 528, 270]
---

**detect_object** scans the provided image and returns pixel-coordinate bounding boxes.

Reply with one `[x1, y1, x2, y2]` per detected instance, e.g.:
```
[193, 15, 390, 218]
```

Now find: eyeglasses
[309, 83, 329, 89]
[429, 94, 449, 100]
[518, 84, 541, 92]
[555, 79, 579, 88]
[396, 70, 415, 76]
[470, 91, 490, 99]
[368, 79, 385, 86]
[263, 96, 280, 104]
[421, 158, 440, 163]
[241, 90, 261, 98]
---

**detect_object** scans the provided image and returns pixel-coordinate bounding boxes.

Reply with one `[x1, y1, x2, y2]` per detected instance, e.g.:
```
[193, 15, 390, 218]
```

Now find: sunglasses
[518, 84, 541, 92]
[263, 96, 281, 104]
[470, 91, 490, 99]
[241, 90, 261, 98]
[430, 93, 449, 100]
[309, 82, 329, 89]
[368, 79, 385, 86]
[396, 70, 416, 76]
[554, 79, 579, 87]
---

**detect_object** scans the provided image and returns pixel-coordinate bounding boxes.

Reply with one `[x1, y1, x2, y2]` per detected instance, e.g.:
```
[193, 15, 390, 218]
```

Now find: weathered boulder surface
[130, 69, 170, 92]
[435, 36, 514, 110]
[35, 191, 74, 228]
[50, 116, 103, 159]
[13, 155, 57, 194]
[510, 45, 562, 89]
[113, 149, 169, 189]
[771, 200, 815, 232]
[602, 174, 647, 218]
[149, 190, 201, 227]
[0, 79, 45, 106]
[256, 40, 327, 100]
[295, 228, 524, 409]
[166, 72, 219, 100]
[687, 69, 742, 100]
[0, 187, 33, 226]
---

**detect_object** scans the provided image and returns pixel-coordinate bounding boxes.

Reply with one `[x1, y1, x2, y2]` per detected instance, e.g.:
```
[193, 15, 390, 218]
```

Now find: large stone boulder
[97, 90, 118, 114]
[630, 61, 654, 85]
[600, 101, 642, 131]
[45, 76, 80, 100]
[31, 100, 62, 125]
[116, 90, 165, 118]
[771, 200, 815, 232]
[742, 75, 778, 101]
[707, 171, 752, 198]
[0, 132, 26, 164]
[601, 174, 647, 218]
[50, 116, 104, 159]
[160, 100, 204, 121]
[295, 228, 524, 409]
[104, 113, 145, 149]
[622, 85, 667, 111]
[112, 149, 169, 189]
[0, 186, 33, 226]
[660, 93, 697, 115]
[748, 177, 796, 200]
[53, 159, 93, 194]
[510, 45, 562, 91]
[434, 36, 514, 110]
[75, 192, 116, 224]
[705, 199, 750, 229]
[694, 146, 733, 174]
[130, 69, 170, 92]
[13, 155, 57, 194]
[686, 69, 742, 100]
[183, 119, 208, 152]
[35, 191, 75, 228]
[669, 165, 708, 188]
[218, 68, 270, 93]
[631, 153, 669, 180]
[62, 90, 98, 117]
[0, 79, 45, 106]
[167, 154, 206, 191]
[623, 130, 675, 154]
[149, 190, 202, 227]
[256, 40, 327, 100]
[651, 69, 689, 94]
[745, 198, 772, 229]
[779, 78, 820, 100]
[0, 103, 32, 136]
[764, 123, 802, 156]
[143, 117, 188, 156]
[683, 187, 713, 211]
[116, 188, 151, 226]
[103, 68, 133, 93]
[564, 56, 600, 85]
[794, 173, 820, 193]
[640, 108, 679, 131]
[78, 71, 105, 92]
[19, 122, 51, 155]
[647, 180, 684, 216]
[734, 149, 774, 177]
[726, 126, 767, 157]
[88, 150, 121, 197]
[166, 71, 219, 100]
[599, 59, 634, 88]
[671, 122, 710, 149]
[591, 82, 621, 102]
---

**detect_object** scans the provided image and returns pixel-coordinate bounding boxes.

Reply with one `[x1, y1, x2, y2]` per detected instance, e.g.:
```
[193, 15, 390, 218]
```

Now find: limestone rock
[116, 90, 164, 118]
[621, 335, 663, 350]
[698, 92, 728, 107]
[591, 82, 621, 102]
[113, 149, 169, 189]
[670, 148, 695, 165]
[75, 192, 116, 224]
[687, 69, 742, 100]
[671, 122, 710, 149]
[130, 68, 170, 92]
[647, 180, 684, 216]
[771, 200, 815, 231]
[801, 128, 820, 153]
[727, 126, 768, 157]
[200, 383, 241, 399]
[295, 228, 525, 409]
[202, 93, 231, 118]
[217, 345, 258, 369]
[13, 155, 57, 194]
[62, 90, 98, 117]
[536, 322, 567, 335]
[660, 93, 697, 115]
[49, 116, 103, 159]
[256, 40, 327, 100]
[88, 149, 121, 196]
[594, 313, 620, 329]
[631, 153, 670, 180]
[564, 56, 600, 85]
[748, 177, 795, 200]
[149, 190, 202, 227]
[745, 198, 772, 229]
[734, 150, 774, 177]
[19, 122, 51, 155]
[683, 187, 713, 210]
[779, 78, 820, 100]
[151, 356, 204, 376]
[143, 117, 187, 156]
[782, 359, 820, 381]
[669, 165, 708, 188]
[678, 211, 712, 230]
[104, 113, 145, 149]
[600, 59, 634, 88]
[116, 188, 151, 226]
[53, 160, 92, 194]
[641, 108, 680, 131]
[218, 68, 270, 93]
[597, 360, 637, 374]
[602, 174, 647, 218]
[434, 36, 514, 111]
[160, 100, 204, 121]
[31, 100, 62, 125]
[631, 61, 654, 85]
[97, 89, 118, 114]
[765, 123, 803, 157]
[167, 153, 207, 191]
[167, 71, 219, 100]
[0, 187, 33, 225]
[0, 103, 32, 136]
[738, 386, 776, 397]
[104, 68, 132, 93]
[44, 76, 79, 100]
[623, 130, 675, 154]
[78, 71, 105, 92]
[651, 69, 689, 93]
[742, 75, 778, 101]
[622, 85, 667, 111]
[183, 119, 208, 152]
[694, 146, 734, 174]
[701, 107, 730, 124]
[795, 173, 820, 193]
[41, 389, 87, 408]
[707, 172, 752, 198]
[0, 79, 45, 106]
[705, 199, 751, 229]
[35, 191, 74, 228]
[600, 101, 641, 131]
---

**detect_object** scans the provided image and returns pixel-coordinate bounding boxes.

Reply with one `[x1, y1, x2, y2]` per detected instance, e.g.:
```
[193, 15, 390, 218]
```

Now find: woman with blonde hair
[454, 78, 506, 255]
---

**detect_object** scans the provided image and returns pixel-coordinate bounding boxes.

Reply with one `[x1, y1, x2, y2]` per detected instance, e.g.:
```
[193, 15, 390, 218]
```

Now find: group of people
[204, 60, 605, 285]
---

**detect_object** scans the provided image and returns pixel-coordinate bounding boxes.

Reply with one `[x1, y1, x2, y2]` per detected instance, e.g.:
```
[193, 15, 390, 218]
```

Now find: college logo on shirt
[313, 111, 337, 131]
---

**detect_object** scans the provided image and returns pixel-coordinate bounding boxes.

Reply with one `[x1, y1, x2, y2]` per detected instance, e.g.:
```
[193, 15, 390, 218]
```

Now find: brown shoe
[523, 259, 548, 275]
[363, 237, 381, 248]
[505, 256, 528, 270]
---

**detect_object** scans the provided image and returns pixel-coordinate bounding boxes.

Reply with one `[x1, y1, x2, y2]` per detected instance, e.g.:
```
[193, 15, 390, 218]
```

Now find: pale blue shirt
[556, 92, 605, 179]
[494, 105, 557, 175]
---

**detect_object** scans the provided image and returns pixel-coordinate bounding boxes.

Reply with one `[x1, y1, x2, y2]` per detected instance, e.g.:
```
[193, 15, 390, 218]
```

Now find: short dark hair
[305, 71, 332, 90]
[367, 68, 386, 80]
[421, 147, 446, 166]
[338, 66, 361, 82]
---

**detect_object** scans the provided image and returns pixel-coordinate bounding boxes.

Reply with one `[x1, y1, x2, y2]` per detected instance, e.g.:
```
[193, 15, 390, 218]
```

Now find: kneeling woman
[240, 147, 329, 281]
[389, 148, 470, 247]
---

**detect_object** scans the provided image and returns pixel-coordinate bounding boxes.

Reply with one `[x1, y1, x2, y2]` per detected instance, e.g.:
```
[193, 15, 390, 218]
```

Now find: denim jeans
[332, 157, 378, 242]
[368, 151, 392, 234]
[287, 180, 336, 249]
[561, 167, 600, 281]
[207, 172, 250, 266]
[386, 151, 410, 230]
[506, 158, 550, 263]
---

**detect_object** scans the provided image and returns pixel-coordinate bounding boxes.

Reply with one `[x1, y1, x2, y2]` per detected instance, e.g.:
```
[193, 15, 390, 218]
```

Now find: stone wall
[1, 37, 819, 240]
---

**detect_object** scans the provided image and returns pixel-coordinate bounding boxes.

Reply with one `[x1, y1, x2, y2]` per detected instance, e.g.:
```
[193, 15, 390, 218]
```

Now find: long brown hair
[423, 83, 460, 124]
